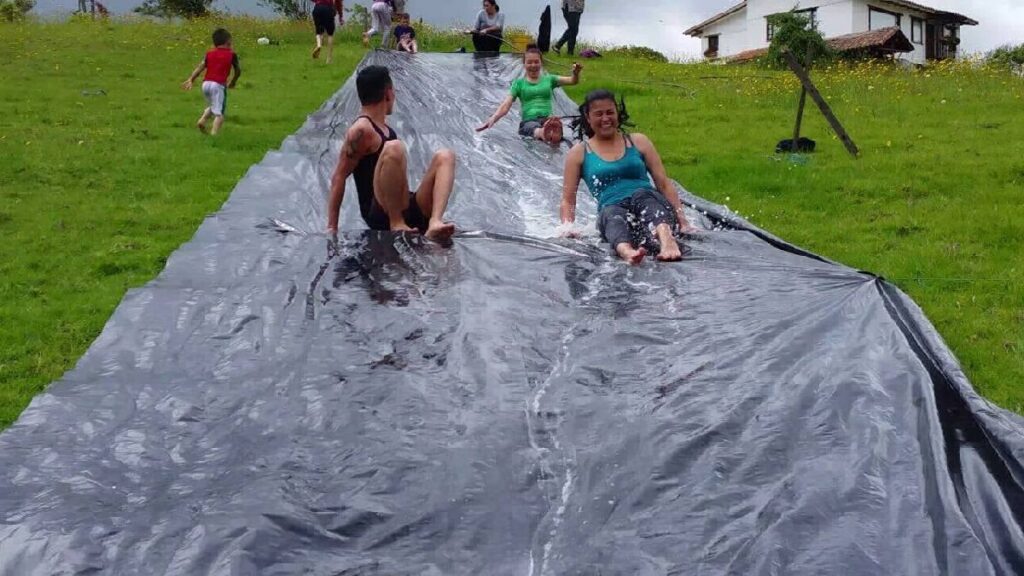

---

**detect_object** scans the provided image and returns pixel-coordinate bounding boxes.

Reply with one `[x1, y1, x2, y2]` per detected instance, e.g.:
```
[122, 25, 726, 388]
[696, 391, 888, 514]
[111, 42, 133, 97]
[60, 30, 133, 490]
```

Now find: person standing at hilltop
[311, 0, 343, 63]
[554, 0, 585, 56]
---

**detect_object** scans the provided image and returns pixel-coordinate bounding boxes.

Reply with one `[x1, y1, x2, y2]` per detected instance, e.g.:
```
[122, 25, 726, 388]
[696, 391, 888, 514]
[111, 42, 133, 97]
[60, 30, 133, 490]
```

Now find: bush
[134, 0, 212, 18]
[988, 44, 1024, 67]
[605, 45, 668, 63]
[0, 0, 34, 22]
[765, 11, 833, 69]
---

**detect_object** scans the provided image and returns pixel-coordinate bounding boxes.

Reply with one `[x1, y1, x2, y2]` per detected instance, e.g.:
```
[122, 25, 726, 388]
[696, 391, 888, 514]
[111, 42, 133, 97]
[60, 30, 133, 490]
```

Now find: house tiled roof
[684, 0, 977, 37]
[829, 26, 915, 52]
[727, 27, 914, 63]
[684, 1, 746, 36]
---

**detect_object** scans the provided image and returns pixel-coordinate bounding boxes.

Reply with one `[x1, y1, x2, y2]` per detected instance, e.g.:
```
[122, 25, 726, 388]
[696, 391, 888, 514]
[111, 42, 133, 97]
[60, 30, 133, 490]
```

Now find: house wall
[701, 10, 750, 57]
[851, 0, 934, 64]
[698, 0, 963, 63]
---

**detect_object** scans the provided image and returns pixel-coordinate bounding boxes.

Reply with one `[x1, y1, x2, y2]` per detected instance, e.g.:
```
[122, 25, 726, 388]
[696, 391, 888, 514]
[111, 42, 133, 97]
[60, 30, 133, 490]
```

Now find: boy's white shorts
[202, 81, 227, 117]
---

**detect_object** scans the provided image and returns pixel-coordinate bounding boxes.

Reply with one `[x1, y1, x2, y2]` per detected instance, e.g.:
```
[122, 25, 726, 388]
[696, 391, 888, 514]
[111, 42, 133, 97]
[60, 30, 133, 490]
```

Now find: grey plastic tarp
[2, 52, 1024, 575]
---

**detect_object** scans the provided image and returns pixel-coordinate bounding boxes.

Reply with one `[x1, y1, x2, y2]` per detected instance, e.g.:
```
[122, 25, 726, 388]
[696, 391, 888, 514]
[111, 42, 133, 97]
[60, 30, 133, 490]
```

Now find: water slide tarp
[2, 52, 1024, 575]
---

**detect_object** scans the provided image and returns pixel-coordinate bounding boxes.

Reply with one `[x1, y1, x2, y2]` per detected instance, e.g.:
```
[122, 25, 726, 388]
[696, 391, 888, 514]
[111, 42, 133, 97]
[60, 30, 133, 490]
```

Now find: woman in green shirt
[477, 45, 582, 145]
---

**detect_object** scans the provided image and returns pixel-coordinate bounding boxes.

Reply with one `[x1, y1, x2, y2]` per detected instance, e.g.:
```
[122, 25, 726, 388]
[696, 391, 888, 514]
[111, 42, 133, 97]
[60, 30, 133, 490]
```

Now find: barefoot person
[311, 0, 343, 63]
[477, 44, 581, 146]
[181, 28, 241, 136]
[363, 0, 393, 48]
[327, 66, 457, 240]
[560, 89, 693, 265]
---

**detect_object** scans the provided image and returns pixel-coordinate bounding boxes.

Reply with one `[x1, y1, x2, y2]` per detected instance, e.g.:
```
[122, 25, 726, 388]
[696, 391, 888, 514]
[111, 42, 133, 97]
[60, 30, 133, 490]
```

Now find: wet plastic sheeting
[2, 52, 1024, 575]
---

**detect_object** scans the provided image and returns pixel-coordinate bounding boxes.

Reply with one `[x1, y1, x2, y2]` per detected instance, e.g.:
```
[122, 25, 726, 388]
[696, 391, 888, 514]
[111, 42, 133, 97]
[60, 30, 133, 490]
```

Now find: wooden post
[792, 45, 813, 151]
[792, 88, 807, 149]
[782, 49, 859, 157]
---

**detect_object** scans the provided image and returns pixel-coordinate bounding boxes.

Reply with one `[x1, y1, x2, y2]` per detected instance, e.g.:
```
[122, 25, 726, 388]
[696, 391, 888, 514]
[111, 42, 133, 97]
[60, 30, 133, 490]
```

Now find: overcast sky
[36, 0, 1024, 58]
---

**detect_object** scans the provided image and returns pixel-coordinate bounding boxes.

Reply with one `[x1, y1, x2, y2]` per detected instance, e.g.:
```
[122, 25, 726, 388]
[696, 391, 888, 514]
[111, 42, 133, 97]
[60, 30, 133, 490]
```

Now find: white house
[685, 0, 978, 64]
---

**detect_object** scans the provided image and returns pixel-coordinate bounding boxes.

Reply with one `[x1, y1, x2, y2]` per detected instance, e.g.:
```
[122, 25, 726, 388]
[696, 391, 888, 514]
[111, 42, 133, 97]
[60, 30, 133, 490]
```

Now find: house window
[869, 6, 902, 31]
[707, 35, 720, 56]
[911, 17, 923, 44]
[767, 8, 817, 42]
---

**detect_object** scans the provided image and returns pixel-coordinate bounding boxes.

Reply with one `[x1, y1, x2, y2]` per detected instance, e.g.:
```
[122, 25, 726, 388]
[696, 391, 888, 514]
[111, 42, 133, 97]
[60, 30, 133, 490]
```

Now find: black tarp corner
[1, 52, 1023, 575]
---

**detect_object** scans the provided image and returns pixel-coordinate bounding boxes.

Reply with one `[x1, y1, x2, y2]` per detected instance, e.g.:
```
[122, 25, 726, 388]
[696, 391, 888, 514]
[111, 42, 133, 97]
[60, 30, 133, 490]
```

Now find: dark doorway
[926, 23, 936, 60]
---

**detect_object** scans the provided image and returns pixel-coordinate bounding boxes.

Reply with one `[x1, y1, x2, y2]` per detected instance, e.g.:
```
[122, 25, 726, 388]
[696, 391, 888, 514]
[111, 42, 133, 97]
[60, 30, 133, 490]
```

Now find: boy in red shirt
[182, 29, 242, 135]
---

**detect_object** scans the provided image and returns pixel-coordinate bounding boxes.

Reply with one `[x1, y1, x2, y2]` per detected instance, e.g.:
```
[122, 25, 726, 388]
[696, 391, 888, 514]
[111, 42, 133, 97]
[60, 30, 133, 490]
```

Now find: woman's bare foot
[655, 224, 683, 262]
[425, 219, 456, 241]
[616, 243, 647, 265]
[543, 118, 563, 146]
[312, 45, 321, 59]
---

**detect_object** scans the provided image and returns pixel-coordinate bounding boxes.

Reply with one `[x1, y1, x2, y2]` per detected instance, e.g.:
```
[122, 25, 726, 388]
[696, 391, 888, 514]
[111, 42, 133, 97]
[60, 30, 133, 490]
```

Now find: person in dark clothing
[554, 0, 584, 56]
[327, 66, 457, 240]
[311, 0, 343, 63]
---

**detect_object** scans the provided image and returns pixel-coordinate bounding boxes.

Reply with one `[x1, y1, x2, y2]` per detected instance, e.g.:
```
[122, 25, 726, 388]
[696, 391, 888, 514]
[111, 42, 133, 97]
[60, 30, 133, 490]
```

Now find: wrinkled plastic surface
[2, 52, 1023, 575]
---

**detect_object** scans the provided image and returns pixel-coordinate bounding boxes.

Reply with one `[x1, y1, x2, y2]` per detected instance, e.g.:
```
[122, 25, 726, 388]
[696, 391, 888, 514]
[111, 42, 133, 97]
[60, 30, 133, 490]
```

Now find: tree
[261, 0, 309, 20]
[134, 0, 212, 18]
[765, 10, 833, 69]
[0, 0, 34, 22]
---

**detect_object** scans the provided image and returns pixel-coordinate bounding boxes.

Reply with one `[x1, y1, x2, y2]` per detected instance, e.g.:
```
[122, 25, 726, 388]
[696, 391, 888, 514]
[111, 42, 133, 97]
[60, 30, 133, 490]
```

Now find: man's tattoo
[345, 129, 363, 159]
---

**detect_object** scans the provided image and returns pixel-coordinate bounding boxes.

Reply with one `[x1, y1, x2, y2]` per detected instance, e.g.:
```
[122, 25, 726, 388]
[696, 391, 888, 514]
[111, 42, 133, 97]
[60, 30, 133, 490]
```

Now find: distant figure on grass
[182, 28, 241, 136]
[363, 0, 394, 48]
[561, 90, 694, 265]
[554, 0, 584, 56]
[327, 66, 457, 241]
[477, 44, 581, 146]
[311, 0, 343, 63]
[394, 13, 418, 54]
[466, 0, 504, 53]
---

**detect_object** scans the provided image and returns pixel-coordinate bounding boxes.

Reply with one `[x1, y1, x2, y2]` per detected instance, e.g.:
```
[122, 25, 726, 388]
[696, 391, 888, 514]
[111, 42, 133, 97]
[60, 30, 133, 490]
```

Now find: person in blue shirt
[560, 89, 695, 265]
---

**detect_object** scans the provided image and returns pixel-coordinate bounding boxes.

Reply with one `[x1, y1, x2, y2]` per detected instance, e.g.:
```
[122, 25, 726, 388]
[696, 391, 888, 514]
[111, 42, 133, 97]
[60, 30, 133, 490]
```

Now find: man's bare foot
[425, 219, 456, 241]
[390, 223, 417, 234]
[616, 244, 647, 265]
[196, 121, 207, 134]
[312, 45, 321, 59]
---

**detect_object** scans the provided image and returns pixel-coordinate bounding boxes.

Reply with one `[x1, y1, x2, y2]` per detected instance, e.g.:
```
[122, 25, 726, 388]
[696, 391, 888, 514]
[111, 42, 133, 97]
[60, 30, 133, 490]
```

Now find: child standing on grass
[182, 28, 241, 136]
[394, 13, 418, 53]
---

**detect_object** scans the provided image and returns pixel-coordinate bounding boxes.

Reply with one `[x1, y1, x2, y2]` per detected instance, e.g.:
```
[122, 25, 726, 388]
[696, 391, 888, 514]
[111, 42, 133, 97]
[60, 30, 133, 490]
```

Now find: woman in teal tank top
[560, 89, 694, 264]
[477, 45, 582, 146]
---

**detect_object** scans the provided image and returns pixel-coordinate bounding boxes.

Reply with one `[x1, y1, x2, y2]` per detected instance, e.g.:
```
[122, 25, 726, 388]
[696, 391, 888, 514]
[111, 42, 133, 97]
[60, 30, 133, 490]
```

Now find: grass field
[1, 17, 1022, 428]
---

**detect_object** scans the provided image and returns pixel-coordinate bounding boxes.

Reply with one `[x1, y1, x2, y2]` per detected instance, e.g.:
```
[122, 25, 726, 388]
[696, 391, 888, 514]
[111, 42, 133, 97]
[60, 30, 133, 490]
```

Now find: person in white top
[466, 0, 505, 53]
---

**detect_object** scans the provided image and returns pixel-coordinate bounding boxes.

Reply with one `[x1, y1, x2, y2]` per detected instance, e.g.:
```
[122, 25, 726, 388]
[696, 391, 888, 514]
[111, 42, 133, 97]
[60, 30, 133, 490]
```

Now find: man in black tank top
[327, 65, 457, 240]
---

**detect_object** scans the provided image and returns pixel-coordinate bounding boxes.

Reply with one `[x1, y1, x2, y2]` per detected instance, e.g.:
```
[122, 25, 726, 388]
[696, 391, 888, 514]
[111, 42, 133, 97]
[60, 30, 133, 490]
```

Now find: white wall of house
[852, 0, 930, 63]
[697, 0, 962, 64]
[701, 10, 749, 57]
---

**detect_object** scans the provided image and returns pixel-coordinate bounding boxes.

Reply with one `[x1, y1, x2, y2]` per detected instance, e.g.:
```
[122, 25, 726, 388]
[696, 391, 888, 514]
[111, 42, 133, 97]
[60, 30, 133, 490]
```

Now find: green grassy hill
[1, 17, 1021, 428]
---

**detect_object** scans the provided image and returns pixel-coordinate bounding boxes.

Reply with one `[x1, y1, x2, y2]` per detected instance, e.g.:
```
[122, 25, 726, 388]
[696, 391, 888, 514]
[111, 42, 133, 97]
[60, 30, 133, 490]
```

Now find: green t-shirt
[510, 74, 559, 122]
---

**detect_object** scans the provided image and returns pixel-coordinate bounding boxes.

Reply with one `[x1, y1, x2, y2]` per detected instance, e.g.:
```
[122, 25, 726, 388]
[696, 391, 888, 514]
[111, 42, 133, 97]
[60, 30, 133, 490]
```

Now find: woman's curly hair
[570, 89, 634, 141]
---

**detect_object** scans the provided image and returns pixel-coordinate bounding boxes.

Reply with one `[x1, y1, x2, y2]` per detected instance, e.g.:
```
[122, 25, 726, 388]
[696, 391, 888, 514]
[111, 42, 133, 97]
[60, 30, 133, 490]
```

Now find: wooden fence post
[782, 49, 859, 158]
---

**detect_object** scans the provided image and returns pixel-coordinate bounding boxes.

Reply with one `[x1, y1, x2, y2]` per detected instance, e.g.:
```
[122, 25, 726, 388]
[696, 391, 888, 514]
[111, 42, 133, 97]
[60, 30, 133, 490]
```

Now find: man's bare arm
[327, 124, 368, 233]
